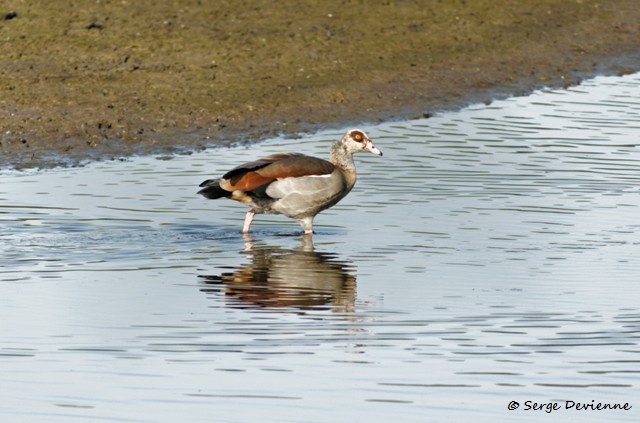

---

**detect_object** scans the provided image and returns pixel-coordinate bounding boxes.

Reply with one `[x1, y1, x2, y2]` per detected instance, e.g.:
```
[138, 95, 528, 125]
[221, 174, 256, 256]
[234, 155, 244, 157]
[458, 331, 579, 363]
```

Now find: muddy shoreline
[1, 1, 639, 170]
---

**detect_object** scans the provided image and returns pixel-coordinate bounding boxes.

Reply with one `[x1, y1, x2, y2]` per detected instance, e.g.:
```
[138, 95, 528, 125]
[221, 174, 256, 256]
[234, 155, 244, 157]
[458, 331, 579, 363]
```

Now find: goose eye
[352, 132, 363, 142]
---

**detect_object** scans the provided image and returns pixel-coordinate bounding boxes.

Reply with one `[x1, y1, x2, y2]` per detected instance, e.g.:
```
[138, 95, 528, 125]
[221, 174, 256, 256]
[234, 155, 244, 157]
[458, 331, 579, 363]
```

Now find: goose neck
[330, 142, 356, 172]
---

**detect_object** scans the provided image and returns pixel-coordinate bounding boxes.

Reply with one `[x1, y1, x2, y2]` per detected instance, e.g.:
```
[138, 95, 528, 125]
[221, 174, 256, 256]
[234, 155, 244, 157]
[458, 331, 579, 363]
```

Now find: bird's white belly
[266, 172, 349, 218]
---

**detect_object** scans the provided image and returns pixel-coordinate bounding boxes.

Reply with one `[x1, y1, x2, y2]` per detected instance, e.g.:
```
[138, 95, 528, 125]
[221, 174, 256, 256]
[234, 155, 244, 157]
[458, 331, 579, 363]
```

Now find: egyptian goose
[197, 129, 382, 234]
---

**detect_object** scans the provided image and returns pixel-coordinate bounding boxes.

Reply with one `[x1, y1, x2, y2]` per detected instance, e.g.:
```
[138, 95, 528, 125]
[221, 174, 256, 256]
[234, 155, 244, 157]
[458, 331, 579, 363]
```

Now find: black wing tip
[199, 179, 215, 188]
[197, 179, 231, 199]
[198, 186, 230, 199]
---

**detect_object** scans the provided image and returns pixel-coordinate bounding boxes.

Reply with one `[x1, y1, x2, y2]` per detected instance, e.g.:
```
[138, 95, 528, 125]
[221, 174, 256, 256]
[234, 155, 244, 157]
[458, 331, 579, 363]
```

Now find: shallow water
[2, 74, 640, 422]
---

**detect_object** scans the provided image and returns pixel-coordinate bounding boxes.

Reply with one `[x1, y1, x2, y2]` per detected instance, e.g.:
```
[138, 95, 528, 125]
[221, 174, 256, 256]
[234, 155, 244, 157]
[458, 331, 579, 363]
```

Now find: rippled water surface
[2, 74, 640, 422]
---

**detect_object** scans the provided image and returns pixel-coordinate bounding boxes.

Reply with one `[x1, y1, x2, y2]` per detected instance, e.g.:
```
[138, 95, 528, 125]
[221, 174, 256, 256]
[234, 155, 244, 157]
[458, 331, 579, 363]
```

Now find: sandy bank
[1, 0, 639, 169]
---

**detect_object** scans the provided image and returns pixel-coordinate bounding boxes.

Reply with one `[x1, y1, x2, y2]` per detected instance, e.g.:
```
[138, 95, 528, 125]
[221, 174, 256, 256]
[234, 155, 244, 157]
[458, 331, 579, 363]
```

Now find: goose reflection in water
[199, 236, 356, 311]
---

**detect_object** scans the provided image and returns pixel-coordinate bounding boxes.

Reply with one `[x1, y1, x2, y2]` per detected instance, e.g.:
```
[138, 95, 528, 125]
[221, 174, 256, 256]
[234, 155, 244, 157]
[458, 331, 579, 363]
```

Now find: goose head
[341, 129, 383, 156]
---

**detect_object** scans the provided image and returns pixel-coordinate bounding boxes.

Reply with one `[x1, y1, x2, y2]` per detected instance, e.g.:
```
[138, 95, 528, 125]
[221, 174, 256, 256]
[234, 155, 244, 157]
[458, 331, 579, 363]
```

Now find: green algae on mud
[1, 0, 639, 169]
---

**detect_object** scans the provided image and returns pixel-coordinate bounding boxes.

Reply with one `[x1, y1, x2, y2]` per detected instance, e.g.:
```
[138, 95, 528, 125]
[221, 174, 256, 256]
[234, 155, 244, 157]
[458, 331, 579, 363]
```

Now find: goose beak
[364, 140, 383, 156]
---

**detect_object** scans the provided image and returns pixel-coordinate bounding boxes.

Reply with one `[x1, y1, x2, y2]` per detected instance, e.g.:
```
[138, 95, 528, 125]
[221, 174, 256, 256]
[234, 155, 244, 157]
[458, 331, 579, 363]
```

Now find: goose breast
[266, 168, 351, 218]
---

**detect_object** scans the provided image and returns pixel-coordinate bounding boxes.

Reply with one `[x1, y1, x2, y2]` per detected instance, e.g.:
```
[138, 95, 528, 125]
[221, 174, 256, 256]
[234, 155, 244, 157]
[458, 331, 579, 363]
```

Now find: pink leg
[242, 209, 256, 233]
[299, 217, 314, 235]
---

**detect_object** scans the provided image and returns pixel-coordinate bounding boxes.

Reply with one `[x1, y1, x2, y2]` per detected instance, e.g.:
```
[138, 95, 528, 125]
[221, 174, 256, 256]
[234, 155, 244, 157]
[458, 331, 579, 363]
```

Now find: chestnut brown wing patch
[220, 153, 335, 192]
[222, 153, 300, 182]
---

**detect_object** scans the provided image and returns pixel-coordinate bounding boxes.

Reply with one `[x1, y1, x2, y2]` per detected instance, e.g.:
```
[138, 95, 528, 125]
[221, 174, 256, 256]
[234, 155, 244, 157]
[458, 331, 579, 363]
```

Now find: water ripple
[2, 73, 640, 422]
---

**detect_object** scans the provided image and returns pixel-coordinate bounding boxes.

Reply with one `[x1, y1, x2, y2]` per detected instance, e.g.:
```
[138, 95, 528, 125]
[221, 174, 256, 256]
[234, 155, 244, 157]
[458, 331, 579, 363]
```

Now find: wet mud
[1, 0, 639, 169]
